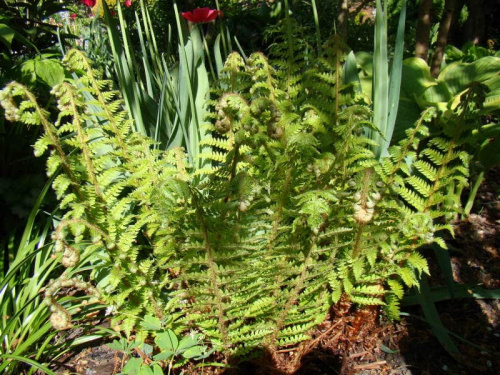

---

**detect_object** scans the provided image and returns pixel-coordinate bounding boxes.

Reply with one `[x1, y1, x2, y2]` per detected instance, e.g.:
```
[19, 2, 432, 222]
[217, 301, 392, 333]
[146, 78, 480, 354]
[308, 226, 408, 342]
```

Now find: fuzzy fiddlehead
[44, 276, 100, 330]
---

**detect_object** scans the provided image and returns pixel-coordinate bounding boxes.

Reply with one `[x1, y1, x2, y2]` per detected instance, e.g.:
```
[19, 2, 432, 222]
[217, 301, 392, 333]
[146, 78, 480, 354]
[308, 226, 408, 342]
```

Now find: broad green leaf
[420, 81, 452, 105]
[152, 364, 163, 375]
[182, 346, 204, 359]
[193, 347, 215, 360]
[482, 75, 500, 112]
[123, 358, 143, 375]
[0, 24, 15, 47]
[177, 335, 199, 352]
[438, 56, 500, 96]
[141, 343, 154, 356]
[355, 51, 373, 73]
[155, 329, 178, 352]
[139, 365, 154, 375]
[393, 98, 422, 142]
[34, 59, 65, 87]
[141, 315, 162, 331]
[355, 51, 373, 98]
[153, 350, 175, 361]
[107, 339, 126, 352]
[343, 51, 361, 92]
[20, 59, 36, 84]
[401, 58, 436, 98]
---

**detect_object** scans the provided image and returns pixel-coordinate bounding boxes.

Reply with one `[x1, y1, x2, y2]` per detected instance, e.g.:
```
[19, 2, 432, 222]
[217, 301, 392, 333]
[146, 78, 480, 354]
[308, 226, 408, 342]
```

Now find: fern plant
[0, 41, 479, 370]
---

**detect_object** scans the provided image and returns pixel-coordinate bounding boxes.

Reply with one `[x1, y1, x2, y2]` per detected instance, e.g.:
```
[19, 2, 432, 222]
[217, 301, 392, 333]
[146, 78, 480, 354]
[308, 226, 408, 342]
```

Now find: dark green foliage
[0, 0, 74, 88]
[0, 0, 75, 269]
[1, 41, 475, 364]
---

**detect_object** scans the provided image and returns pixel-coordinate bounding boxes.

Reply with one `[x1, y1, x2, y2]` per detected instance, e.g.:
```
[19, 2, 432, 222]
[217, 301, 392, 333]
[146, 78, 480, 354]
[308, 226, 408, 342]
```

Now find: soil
[53, 168, 500, 375]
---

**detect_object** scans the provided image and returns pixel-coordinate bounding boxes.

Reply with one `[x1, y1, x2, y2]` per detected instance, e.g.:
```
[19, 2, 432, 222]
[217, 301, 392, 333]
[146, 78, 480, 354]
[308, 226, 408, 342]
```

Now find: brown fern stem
[333, 36, 342, 127]
[193, 196, 230, 359]
[267, 231, 323, 353]
[66, 83, 103, 201]
[20, 87, 84, 201]
[352, 168, 373, 259]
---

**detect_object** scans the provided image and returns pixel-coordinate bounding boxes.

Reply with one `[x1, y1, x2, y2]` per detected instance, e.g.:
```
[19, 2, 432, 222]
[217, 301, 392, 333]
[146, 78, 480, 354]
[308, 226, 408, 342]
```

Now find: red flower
[124, 0, 132, 7]
[70, 13, 77, 20]
[82, 0, 96, 7]
[181, 7, 223, 24]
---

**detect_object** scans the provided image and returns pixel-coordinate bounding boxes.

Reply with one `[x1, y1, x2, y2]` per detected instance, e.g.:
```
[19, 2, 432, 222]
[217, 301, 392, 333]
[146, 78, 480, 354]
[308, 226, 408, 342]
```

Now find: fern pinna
[0, 45, 478, 366]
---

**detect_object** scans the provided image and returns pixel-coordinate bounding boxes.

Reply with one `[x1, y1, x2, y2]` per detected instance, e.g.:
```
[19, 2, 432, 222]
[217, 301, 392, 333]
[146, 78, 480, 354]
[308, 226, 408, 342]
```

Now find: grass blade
[402, 284, 500, 305]
[16, 175, 54, 262]
[382, 0, 406, 157]
[233, 36, 248, 62]
[372, 0, 389, 159]
[214, 33, 224, 78]
[102, 0, 147, 135]
[432, 241, 456, 297]
[0, 354, 56, 375]
[414, 273, 459, 355]
[311, 0, 321, 55]
[400, 312, 487, 352]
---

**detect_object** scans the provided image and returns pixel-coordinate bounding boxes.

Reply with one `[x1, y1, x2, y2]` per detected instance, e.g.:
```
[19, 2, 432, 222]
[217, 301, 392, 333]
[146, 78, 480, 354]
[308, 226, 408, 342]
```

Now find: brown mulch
[386, 166, 500, 375]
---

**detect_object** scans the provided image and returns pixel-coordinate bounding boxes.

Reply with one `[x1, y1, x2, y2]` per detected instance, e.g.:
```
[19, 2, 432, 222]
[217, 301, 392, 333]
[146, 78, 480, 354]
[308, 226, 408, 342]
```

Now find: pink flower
[70, 13, 77, 20]
[82, 0, 96, 7]
[124, 0, 132, 7]
[181, 7, 223, 24]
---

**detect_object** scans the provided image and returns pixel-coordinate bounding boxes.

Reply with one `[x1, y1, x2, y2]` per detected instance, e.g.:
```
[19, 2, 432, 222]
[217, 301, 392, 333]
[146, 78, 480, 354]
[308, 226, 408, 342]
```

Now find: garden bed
[53, 168, 500, 375]
[2, 2, 500, 374]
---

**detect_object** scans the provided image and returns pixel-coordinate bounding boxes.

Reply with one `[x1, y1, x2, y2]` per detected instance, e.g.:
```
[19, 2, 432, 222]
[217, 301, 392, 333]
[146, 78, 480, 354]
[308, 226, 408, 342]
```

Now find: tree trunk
[466, 0, 485, 45]
[415, 0, 433, 61]
[430, 0, 456, 78]
[337, 0, 349, 42]
[448, 0, 465, 47]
